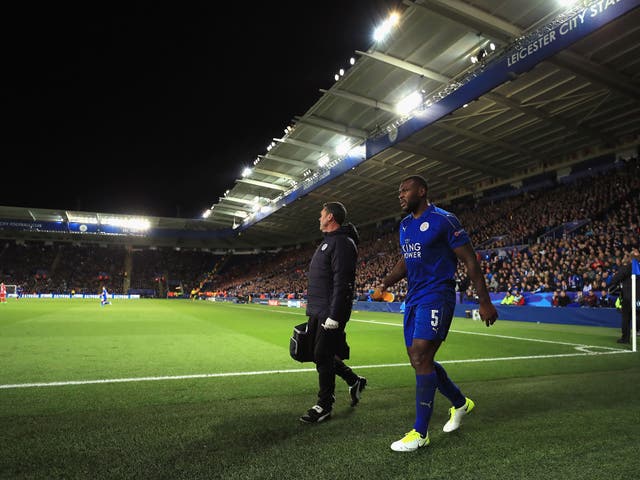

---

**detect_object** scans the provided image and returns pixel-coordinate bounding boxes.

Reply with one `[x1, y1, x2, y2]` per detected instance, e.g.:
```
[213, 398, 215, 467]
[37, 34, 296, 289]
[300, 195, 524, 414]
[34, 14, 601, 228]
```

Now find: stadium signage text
[507, 0, 624, 67]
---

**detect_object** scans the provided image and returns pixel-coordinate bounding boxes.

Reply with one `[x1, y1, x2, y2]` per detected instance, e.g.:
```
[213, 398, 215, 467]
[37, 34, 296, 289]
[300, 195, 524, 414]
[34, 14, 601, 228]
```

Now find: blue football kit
[101, 287, 110, 306]
[399, 203, 470, 346]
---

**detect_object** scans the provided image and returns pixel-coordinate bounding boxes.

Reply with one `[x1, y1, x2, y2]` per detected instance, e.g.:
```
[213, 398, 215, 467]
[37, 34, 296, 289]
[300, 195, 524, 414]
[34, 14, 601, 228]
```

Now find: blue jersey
[399, 204, 470, 306]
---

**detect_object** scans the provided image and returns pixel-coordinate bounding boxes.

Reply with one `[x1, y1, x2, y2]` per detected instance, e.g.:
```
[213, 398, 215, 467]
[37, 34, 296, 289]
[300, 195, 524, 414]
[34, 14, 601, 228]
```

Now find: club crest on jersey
[420, 222, 429, 232]
[321, 243, 328, 251]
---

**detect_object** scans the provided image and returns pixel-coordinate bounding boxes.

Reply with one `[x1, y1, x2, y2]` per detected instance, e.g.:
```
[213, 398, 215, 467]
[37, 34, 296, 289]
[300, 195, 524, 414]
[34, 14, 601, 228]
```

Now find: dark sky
[1, 1, 400, 219]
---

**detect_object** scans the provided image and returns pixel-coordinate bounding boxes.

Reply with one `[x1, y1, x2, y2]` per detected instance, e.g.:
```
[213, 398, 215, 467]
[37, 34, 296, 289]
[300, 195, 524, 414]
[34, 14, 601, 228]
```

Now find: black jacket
[610, 261, 640, 310]
[306, 223, 359, 323]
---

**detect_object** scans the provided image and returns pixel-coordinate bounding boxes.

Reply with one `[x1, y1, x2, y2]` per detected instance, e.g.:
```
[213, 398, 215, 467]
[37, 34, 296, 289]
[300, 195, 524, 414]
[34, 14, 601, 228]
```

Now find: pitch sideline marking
[0, 349, 631, 390]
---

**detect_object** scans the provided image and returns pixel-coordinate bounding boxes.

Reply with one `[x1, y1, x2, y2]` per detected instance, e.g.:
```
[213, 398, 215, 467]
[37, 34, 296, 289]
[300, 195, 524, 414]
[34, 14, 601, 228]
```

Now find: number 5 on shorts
[431, 309, 439, 327]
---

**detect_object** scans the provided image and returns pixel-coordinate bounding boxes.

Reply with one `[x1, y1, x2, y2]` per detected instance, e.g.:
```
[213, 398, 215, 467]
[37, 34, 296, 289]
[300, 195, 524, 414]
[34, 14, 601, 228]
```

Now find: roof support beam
[355, 50, 451, 83]
[365, 158, 461, 189]
[550, 50, 640, 103]
[411, 0, 519, 43]
[294, 115, 368, 139]
[483, 92, 610, 144]
[433, 123, 536, 159]
[342, 172, 393, 188]
[258, 154, 309, 168]
[220, 196, 260, 206]
[319, 88, 396, 114]
[236, 179, 289, 191]
[211, 208, 247, 217]
[395, 141, 508, 178]
[272, 137, 334, 155]
[253, 168, 298, 181]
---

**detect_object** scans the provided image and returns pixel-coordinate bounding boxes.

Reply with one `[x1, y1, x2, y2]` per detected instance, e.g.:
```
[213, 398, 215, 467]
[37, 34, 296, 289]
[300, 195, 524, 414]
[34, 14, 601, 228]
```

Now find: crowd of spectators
[0, 242, 222, 297]
[1, 157, 638, 305]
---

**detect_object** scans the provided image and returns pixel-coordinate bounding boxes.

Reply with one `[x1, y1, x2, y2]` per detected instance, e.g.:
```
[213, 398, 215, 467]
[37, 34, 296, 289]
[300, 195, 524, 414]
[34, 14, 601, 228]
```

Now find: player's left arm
[453, 243, 498, 327]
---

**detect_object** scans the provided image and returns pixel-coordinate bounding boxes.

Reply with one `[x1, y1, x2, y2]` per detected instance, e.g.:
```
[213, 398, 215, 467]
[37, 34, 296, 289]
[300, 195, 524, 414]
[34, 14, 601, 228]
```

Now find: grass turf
[1, 299, 638, 479]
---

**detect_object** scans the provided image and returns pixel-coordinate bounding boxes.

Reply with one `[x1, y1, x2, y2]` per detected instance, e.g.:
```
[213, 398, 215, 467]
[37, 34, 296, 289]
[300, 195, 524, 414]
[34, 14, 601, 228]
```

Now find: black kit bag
[290, 322, 314, 362]
[289, 321, 350, 362]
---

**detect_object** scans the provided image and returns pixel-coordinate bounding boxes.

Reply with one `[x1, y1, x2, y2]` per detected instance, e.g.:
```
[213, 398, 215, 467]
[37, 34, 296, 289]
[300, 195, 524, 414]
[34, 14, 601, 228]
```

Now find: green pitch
[1, 299, 638, 479]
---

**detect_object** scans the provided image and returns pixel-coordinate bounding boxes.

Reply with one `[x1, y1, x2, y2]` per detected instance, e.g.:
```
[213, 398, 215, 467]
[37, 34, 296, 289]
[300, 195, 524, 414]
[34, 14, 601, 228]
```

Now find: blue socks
[414, 372, 437, 436]
[434, 361, 465, 408]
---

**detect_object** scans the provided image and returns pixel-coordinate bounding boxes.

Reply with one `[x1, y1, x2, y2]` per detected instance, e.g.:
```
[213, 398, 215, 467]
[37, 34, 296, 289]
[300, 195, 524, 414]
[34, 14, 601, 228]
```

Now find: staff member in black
[609, 247, 640, 344]
[300, 201, 367, 423]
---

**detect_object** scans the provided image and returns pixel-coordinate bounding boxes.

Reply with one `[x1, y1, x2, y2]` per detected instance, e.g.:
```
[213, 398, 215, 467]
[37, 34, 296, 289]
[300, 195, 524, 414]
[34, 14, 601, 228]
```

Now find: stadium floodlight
[202, 209, 212, 219]
[373, 12, 400, 43]
[101, 216, 151, 231]
[396, 91, 423, 115]
[335, 141, 351, 157]
[67, 214, 99, 225]
[317, 155, 329, 167]
[242, 167, 252, 178]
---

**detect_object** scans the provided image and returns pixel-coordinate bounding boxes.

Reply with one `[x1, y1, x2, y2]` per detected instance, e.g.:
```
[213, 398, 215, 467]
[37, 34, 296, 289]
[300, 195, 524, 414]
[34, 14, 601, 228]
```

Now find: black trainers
[349, 376, 367, 407]
[299, 405, 331, 424]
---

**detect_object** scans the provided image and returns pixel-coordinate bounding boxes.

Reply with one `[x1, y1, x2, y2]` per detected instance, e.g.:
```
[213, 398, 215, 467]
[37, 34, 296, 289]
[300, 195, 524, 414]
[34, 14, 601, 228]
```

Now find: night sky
[1, 1, 400, 219]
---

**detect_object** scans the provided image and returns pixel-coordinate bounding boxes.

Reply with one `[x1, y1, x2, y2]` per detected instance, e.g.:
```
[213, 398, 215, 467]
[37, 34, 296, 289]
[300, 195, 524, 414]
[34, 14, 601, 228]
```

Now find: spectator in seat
[551, 290, 560, 307]
[501, 290, 516, 305]
[512, 291, 525, 306]
[584, 289, 598, 308]
[598, 290, 614, 308]
[557, 290, 572, 307]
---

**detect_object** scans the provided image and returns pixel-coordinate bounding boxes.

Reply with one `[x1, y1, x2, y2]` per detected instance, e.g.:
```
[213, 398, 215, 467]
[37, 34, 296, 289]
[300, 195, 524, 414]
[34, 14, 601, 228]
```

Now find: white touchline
[0, 350, 631, 390]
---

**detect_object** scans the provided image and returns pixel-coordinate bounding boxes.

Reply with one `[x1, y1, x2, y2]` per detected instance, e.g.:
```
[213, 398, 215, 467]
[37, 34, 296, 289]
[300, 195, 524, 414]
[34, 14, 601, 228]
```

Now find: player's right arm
[454, 243, 497, 327]
[379, 257, 407, 292]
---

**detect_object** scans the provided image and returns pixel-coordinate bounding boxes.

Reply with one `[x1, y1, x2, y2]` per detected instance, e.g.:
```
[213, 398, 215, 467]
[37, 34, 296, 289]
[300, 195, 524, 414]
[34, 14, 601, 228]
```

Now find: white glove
[322, 318, 340, 330]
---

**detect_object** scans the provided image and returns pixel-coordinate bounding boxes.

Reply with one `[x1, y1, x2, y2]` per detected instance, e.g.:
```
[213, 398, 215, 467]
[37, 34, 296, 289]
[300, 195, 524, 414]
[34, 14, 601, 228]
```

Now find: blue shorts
[403, 302, 454, 347]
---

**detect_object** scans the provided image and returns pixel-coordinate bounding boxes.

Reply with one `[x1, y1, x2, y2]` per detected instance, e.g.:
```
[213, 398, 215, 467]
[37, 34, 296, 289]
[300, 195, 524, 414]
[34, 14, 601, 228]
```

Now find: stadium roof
[3, 0, 639, 250]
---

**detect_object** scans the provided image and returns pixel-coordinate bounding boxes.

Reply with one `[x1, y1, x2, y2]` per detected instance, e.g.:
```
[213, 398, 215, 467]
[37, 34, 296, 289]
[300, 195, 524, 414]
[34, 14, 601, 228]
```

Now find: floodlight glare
[396, 91, 423, 115]
[241, 167, 252, 177]
[102, 217, 151, 231]
[373, 13, 399, 42]
[318, 155, 329, 167]
[335, 141, 350, 156]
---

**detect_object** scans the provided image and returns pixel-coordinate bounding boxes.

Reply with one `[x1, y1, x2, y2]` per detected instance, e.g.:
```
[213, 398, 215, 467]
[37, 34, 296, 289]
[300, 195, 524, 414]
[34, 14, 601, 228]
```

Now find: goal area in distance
[4, 284, 17, 297]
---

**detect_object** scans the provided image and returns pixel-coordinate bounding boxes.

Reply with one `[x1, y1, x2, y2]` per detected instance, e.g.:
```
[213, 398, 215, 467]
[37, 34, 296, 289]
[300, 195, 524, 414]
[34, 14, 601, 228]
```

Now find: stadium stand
[1, 156, 637, 307]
